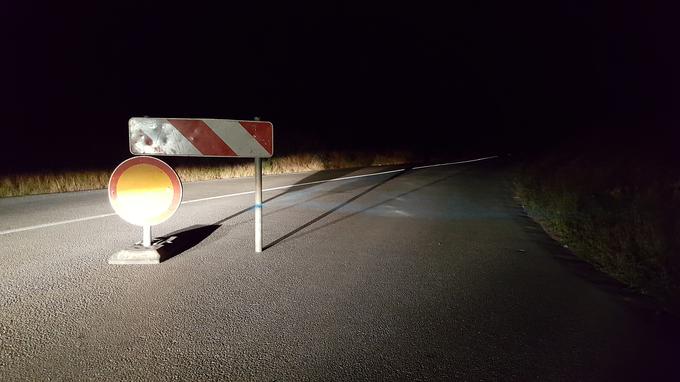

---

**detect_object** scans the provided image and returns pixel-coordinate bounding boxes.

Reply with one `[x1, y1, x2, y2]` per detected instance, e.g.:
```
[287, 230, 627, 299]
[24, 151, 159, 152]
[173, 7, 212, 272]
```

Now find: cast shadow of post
[153, 167, 371, 261]
[157, 163, 410, 260]
[263, 168, 410, 250]
[213, 166, 369, 225]
[292, 171, 461, 242]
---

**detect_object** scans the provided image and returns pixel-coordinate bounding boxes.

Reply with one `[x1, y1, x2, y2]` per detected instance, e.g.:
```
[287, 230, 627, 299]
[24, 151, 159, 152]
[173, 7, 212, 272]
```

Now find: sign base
[108, 241, 165, 265]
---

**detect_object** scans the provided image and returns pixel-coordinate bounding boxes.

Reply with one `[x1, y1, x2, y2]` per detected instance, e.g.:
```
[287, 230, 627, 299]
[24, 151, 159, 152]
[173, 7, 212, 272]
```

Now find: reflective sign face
[128, 117, 274, 158]
[108, 156, 182, 226]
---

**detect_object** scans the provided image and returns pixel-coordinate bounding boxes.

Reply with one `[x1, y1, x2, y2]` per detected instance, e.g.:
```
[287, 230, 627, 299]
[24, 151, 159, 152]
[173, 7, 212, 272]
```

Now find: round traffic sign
[108, 156, 182, 226]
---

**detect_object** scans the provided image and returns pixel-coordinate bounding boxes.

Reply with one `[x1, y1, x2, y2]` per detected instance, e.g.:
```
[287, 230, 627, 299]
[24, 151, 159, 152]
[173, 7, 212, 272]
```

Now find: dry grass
[0, 171, 111, 198]
[0, 150, 415, 198]
[176, 150, 415, 182]
[514, 151, 680, 307]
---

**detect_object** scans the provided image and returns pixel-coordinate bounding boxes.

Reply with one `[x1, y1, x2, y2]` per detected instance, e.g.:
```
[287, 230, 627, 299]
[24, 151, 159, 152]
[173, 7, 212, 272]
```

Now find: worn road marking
[412, 156, 498, 170]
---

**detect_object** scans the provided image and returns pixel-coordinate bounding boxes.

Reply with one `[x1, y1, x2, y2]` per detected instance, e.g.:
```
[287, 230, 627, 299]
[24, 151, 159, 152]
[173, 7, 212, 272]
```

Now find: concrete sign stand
[108, 240, 165, 265]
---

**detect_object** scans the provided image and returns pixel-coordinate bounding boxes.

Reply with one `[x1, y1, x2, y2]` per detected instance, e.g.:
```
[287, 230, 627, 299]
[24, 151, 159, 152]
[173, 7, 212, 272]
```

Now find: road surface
[1, 157, 679, 381]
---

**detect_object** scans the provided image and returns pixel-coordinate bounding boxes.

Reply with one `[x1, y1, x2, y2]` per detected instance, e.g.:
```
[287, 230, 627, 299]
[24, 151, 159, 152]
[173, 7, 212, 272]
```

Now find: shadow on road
[156, 224, 221, 262]
[291, 171, 461, 242]
[164, 165, 412, 258]
[263, 168, 410, 250]
[212, 167, 369, 226]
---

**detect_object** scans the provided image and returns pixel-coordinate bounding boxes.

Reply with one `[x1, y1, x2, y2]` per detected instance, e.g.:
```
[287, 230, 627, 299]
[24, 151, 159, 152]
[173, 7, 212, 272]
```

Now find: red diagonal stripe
[168, 119, 237, 156]
[239, 121, 273, 155]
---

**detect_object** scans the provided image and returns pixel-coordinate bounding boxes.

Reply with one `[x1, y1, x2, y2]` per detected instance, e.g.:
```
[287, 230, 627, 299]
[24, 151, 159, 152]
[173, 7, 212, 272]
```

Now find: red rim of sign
[108, 156, 182, 226]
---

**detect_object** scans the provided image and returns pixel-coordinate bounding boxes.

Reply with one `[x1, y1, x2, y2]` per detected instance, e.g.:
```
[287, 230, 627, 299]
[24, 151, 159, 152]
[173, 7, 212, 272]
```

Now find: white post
[255, 157, 263, 252]
[143, 225, 152, 248]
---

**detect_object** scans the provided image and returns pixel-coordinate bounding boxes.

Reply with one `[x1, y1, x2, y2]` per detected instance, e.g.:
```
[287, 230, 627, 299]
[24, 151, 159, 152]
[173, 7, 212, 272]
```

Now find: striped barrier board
[129, 117, 273, 158]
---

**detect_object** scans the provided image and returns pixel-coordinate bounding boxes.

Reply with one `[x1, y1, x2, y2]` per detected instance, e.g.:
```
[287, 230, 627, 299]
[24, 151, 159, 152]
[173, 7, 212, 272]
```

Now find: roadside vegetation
[514, 137, 680, 308]
[0, 150, 417, 198]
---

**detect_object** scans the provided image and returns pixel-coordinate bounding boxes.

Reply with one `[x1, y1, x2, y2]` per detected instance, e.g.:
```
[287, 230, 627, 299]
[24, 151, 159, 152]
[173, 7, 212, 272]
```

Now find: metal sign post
[143, 225, 152, 248]
[255, 158, 263, 252]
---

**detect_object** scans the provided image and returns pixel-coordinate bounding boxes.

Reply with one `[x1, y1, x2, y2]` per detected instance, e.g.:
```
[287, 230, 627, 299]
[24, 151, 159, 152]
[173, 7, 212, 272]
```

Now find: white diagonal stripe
[203, 120, 270, 157]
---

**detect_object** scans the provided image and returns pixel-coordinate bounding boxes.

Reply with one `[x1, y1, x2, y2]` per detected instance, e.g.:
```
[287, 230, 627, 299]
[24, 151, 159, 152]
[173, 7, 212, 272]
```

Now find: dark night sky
[2, 1, 678, 172]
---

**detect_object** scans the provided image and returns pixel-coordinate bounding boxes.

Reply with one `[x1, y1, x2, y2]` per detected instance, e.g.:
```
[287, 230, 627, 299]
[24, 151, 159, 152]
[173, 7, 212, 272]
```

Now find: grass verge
[0, 150, 417, 198]
[514, 149, 680, 308]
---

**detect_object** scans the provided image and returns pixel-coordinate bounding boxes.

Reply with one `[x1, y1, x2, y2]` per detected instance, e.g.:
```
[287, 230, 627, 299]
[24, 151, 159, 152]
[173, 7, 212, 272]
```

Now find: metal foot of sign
[108, 242, 163, 265]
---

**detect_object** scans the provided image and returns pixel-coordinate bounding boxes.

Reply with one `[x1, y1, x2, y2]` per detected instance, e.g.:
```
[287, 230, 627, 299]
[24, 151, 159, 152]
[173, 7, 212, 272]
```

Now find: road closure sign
[129, 117, 273, 158]
[108, 156, 182, 226]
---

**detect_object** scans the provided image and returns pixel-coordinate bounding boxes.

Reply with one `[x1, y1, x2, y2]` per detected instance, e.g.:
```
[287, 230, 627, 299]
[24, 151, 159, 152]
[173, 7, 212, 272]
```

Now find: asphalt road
[1, 157, 679, 381]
